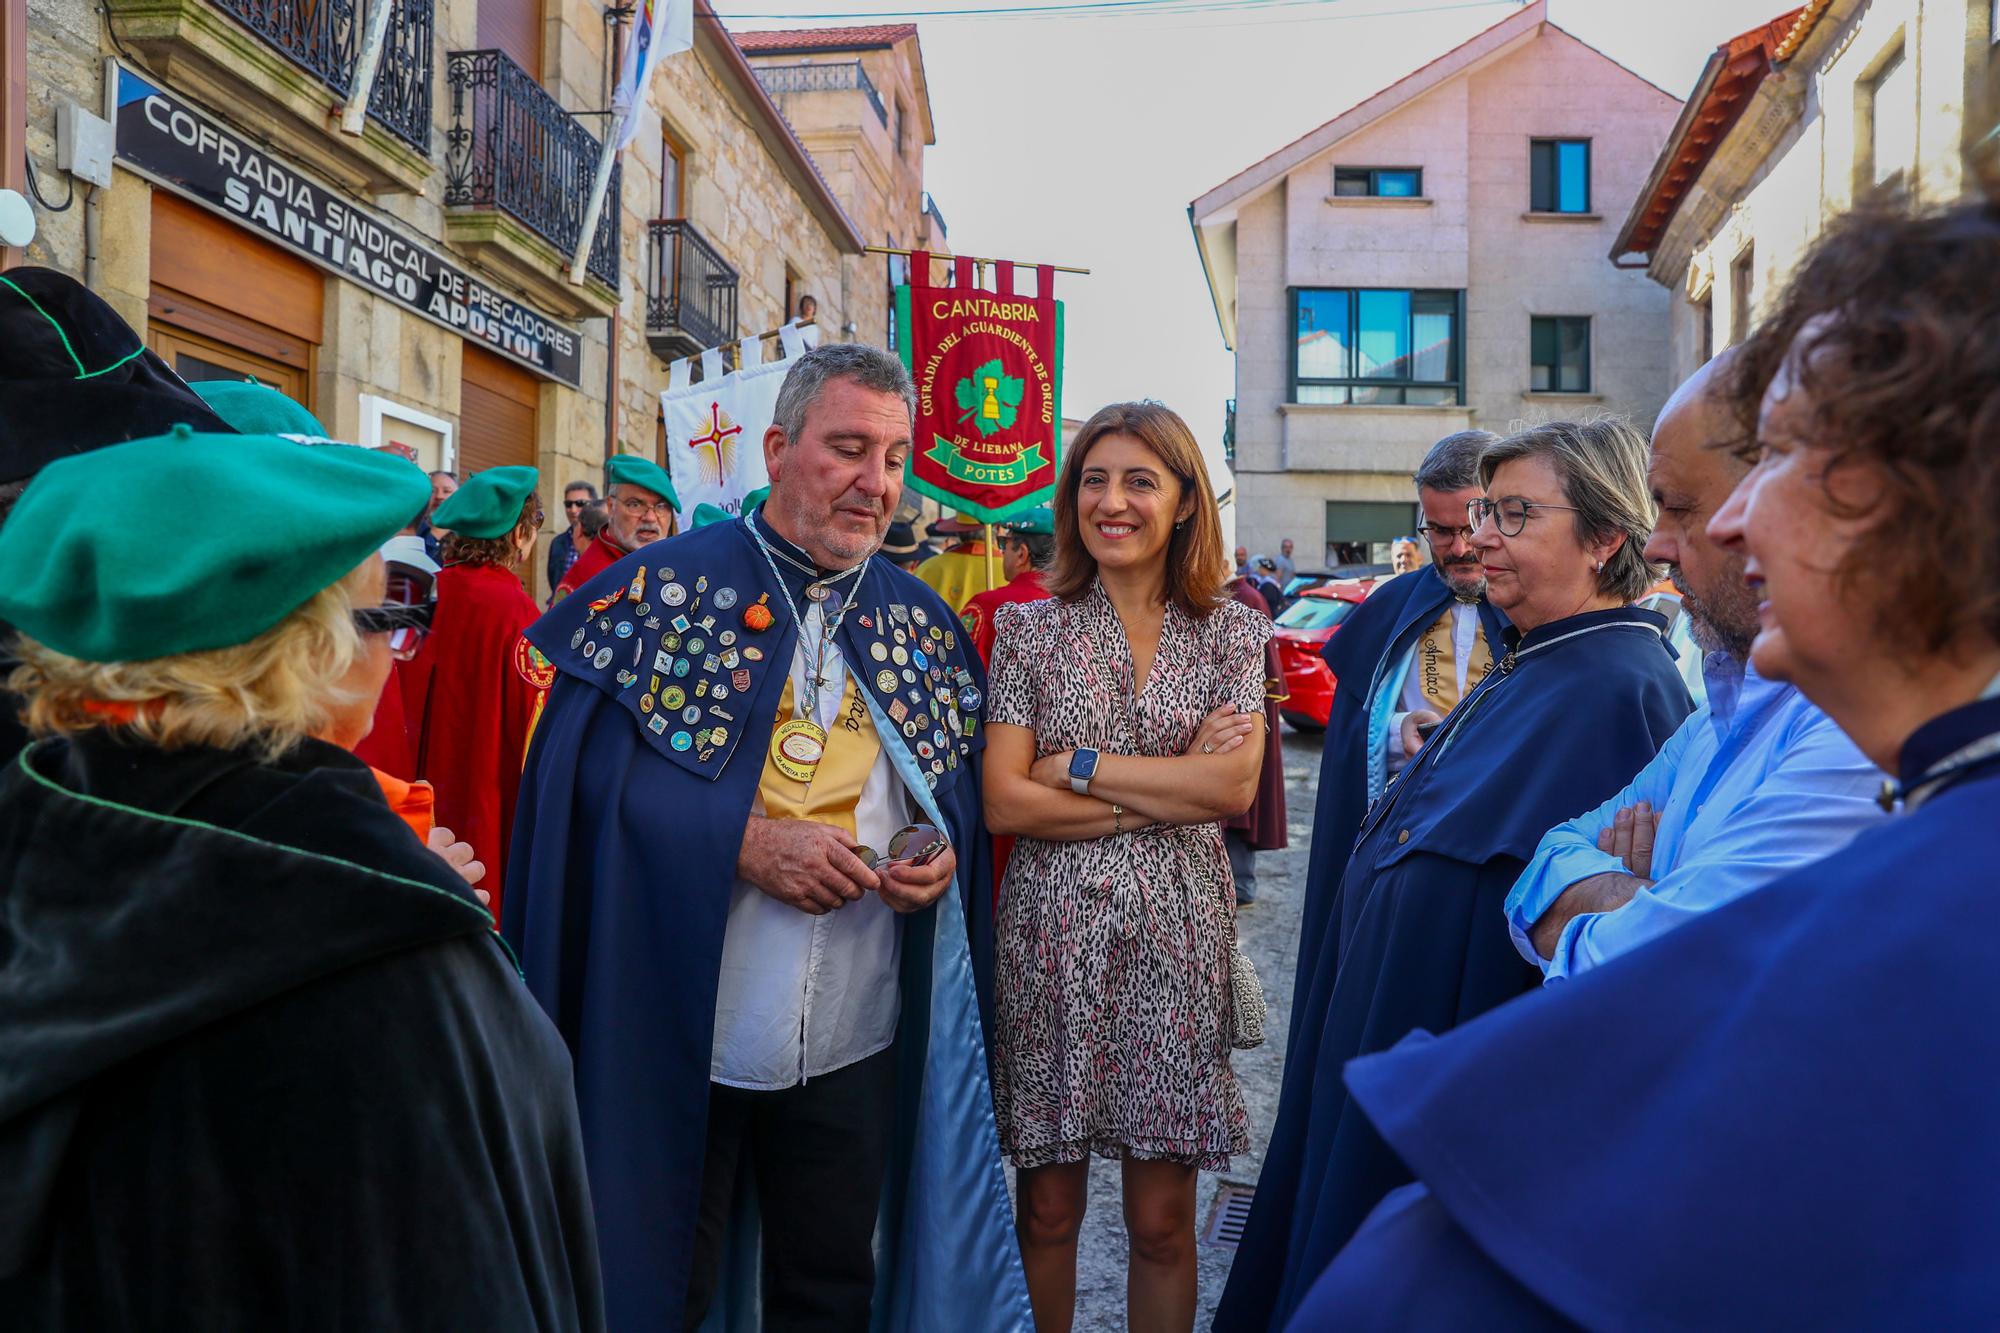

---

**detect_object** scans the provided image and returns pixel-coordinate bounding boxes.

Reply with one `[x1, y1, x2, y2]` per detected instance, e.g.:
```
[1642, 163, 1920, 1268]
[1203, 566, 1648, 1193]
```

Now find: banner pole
[983, 523, 996, 593]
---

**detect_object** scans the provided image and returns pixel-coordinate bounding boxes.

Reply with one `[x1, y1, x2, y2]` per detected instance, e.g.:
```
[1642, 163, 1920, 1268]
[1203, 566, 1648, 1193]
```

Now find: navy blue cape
[503, 515, 1030, 1332]
[1292, 567, 1508, 1037]
[1219, 606, 1689, 1331]
[1292, 693, 2000, 1332]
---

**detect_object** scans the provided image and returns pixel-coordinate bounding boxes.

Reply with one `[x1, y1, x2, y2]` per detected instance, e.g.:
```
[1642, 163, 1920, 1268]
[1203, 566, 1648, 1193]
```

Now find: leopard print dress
[986, 585, 1270, 1170]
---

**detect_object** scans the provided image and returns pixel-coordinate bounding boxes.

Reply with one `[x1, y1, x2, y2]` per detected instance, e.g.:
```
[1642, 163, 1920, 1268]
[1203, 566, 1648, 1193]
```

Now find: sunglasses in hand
[852, 824, 948, 873]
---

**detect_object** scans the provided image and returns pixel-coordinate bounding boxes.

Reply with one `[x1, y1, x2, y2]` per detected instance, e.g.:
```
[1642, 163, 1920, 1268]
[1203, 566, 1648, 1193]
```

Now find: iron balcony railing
[647, 218, 738, 354]
[444, 49, 619, 288]
[1224, 397, 1237, 465]
[751, 60, 888, 128]
[209, 0, 433, 150]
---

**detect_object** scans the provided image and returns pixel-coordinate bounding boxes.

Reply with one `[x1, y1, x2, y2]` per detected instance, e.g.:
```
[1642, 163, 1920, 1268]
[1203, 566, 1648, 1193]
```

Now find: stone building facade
[1, 3, 929, 600]
[1613, 0, 2000, 386]
[738, 23, 947, 354]
[1190, 0, 1681, 567]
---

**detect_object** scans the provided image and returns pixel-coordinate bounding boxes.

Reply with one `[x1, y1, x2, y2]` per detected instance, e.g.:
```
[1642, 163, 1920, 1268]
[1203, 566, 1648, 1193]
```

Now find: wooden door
[147, 190, 322, 411]
[459, 343, 539, 475]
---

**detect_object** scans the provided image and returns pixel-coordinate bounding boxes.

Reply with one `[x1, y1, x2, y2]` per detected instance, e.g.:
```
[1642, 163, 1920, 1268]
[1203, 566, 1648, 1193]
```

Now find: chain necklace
[746, 518, 869, 720]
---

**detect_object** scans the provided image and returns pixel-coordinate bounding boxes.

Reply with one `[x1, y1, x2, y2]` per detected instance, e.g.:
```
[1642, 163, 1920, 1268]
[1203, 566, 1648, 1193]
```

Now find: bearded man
[504, 343, 1028, 1331]
[1214, 428, 1508, 1327]
[1504, 352, 1883, 978]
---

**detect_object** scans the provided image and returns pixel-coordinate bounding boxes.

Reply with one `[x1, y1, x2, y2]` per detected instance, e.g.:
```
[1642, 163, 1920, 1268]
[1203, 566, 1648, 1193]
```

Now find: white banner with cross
[661, 323, 819, 520]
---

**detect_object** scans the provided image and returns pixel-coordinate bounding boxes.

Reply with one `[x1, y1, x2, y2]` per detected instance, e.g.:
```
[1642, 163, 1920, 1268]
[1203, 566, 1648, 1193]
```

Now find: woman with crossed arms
[984, 400, 1270, 1333]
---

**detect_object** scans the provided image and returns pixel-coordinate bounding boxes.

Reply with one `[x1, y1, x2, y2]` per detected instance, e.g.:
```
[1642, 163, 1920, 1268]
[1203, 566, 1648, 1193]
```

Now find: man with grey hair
[1504, 355, 1881, 979]
[1217, 428, 1507, 1322]
[552, 454, 681, 601]
[504, 341, 1026, 1331]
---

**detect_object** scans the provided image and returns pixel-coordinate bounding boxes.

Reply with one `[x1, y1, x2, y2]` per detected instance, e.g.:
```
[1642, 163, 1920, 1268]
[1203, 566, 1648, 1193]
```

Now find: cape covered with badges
[503, 515, 1029, 1332]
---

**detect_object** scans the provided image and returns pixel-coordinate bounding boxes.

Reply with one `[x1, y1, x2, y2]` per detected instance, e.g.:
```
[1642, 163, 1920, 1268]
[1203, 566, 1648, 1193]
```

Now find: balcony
[646, 219, 739, 360]
[752, 60, 888, 128]
[443, 49, 619, 317]
[110, 0, 433, 192]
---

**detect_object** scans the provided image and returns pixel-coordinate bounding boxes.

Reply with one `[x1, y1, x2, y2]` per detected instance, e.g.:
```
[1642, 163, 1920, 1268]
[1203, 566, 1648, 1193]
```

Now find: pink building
[1191, 0, 1681, 567]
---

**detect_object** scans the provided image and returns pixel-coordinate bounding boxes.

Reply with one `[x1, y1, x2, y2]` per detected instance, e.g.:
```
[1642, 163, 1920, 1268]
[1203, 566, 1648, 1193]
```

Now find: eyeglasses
[1468, 496, 1581, 538]
[618, 496, 671, 517]
[563, 499, 588, 510]
[353, 601, 435, 661]
[850, 823, 948, 871]
[1415, 521, 1479, 548]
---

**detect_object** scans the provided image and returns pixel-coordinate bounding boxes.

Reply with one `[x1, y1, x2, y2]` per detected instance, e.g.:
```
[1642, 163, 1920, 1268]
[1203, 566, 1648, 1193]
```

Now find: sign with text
[113, 66, 583, 387]
[897, 253, 1063, 523]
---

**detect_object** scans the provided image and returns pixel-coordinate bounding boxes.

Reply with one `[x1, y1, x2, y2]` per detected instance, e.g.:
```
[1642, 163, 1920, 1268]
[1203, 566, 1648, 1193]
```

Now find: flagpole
[338, 0, 397, 138]
[864, 244, 1091, 276]
[569, 131, 619, 287]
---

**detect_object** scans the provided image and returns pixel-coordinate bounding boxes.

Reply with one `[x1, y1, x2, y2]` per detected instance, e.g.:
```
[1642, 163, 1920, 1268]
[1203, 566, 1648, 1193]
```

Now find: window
[1325, 500, 1419, 567]
[1333, 167, 1422, 198]
[1291, 287, 1463, 405]
[660, 129, 685, 218]
[894, 98, 908, 156]
[1731, 247, 1755, 344]
[1529, 138, 1591, 213]
[1275, 597, 1359, 632]
[1696, 295, 1714, 366]
[1864, 46, 1915, 186]
[1529, 316, 1591, 392]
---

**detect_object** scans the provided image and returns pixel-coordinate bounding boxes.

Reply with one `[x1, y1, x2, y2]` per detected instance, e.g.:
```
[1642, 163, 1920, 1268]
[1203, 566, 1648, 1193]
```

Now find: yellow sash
[1414, 606, 1494, 714]
[759, 674, 880, 838]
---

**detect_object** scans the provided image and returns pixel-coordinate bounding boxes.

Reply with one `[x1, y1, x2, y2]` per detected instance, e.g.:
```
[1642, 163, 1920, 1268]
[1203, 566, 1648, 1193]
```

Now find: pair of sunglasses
[853, 824, 948, 872]
[353, 601, 435, 661]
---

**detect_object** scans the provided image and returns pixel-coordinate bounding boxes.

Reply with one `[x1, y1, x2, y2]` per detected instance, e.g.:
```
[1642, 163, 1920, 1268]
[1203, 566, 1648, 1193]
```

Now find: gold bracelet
[1113, 802, 1124, 835]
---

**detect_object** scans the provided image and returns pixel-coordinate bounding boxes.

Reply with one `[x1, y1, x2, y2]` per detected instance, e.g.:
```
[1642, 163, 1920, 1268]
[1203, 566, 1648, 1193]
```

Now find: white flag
[611, 0, 693, 150]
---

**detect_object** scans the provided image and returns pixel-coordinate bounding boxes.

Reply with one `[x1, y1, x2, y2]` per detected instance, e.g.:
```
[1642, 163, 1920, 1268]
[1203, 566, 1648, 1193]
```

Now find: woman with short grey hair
[1474, 417, 1661, 610]
[1218, 417, 1690, 1329]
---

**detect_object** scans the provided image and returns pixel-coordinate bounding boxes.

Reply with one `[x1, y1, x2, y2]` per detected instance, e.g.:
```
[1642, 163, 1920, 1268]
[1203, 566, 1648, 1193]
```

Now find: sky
[717, 0, 1772, 488]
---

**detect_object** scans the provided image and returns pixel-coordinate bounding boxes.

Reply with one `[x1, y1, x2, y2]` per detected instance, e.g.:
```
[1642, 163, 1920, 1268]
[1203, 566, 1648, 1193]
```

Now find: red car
[1271, 579, 1378, 731]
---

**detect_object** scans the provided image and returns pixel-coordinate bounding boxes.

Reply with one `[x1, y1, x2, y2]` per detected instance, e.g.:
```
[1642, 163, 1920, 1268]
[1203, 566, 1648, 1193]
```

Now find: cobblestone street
[1058, 725, 1321, 1330]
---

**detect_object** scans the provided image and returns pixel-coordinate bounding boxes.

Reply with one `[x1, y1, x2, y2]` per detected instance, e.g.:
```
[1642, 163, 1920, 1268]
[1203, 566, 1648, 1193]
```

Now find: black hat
[881, 520, 921, 557]
[0, 268, 236, 485]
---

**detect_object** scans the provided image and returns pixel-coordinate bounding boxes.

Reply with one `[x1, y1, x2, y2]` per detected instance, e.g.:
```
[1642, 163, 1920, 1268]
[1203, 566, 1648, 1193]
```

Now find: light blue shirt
[1505, 653, 1884, 980]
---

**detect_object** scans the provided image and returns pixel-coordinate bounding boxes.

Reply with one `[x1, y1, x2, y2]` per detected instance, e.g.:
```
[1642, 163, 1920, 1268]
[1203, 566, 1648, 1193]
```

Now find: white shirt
[710, 597, 910, 1089]
[1387, 600, 1481, 770]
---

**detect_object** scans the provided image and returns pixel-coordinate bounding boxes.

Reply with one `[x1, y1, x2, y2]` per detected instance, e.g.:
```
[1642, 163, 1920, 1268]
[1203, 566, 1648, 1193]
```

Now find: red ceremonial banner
[896, 253, 1064, 524]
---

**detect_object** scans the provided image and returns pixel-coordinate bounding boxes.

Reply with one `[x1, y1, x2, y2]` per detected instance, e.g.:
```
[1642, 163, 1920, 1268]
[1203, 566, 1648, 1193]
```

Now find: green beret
[607, 454, 680, 512]
[1001, 506, 1054, 536]
[192, 380, 329, 438]
[741, 485, 769, 514]
[432, 465, 539, 539]
[690, 502, 732, 529]
[0, 426, 431, 662]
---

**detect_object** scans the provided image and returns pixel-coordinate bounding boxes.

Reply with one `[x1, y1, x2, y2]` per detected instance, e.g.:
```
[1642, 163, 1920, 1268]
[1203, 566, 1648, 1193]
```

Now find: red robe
[403, 563, 543, 918]
[962, 568, 1054, 899]
[351, 659, 418, 778]
[959, 568, 1051, 664]
[1224, 577, 1288, 850]
[553, 532, 626, 601]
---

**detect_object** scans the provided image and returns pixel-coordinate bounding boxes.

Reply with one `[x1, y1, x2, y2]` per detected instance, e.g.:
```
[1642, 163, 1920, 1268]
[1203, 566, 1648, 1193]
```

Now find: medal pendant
[772, 718, 829, 783]
[806, 582, 831, 603]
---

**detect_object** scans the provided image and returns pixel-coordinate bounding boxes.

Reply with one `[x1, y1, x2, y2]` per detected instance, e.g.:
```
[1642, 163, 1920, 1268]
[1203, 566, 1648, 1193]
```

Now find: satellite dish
[0, 189, 35, 248]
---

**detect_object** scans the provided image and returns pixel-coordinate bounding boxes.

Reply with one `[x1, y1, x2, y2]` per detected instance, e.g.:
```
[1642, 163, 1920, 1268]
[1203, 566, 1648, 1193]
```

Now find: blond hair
[9, 562, 375, 762]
